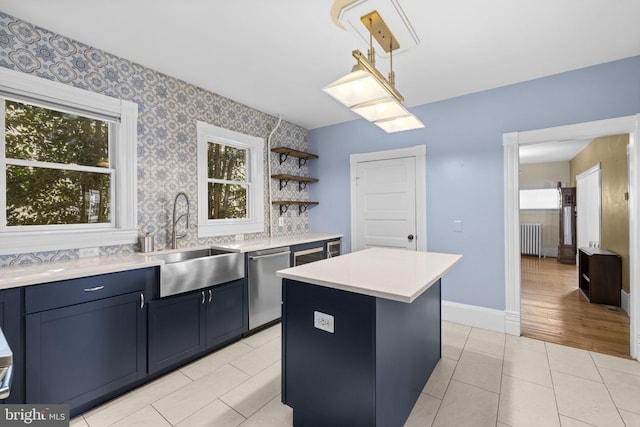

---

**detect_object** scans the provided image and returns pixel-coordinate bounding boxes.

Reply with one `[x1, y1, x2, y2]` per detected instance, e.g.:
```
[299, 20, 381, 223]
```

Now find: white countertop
[0, 254, 163, 290]
[209, 233, 342, 253]
[0, 233, 342, 289]
[276, 247, 462, 303]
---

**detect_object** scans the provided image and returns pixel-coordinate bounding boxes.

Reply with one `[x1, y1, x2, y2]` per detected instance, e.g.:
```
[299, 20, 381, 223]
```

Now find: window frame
[0, 67, 138, 255]
[519, 188, 560, 210]
[196, 121, 264, 237]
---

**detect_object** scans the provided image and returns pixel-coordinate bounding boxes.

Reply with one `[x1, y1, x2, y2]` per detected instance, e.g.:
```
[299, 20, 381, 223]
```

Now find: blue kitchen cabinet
[205, 278, 246, 349]
[148, 290, 206, 374]
[25, 268, 152, 416]
[0, 288, 24, 404]
[148, 278, 247, 374]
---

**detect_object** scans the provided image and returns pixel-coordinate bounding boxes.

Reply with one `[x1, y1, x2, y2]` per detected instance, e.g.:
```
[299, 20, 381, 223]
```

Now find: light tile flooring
[71, 321, 640, 427]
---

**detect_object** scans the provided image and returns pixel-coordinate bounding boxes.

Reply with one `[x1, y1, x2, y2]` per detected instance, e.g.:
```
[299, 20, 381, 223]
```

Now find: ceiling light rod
[351, 49, 404, 103]
[388, 39, 395, 88]
[367, 17, 375, 67]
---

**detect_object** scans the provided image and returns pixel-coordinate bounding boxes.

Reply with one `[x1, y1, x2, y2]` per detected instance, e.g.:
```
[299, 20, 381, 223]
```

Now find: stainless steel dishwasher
[248, 246, 291, 330]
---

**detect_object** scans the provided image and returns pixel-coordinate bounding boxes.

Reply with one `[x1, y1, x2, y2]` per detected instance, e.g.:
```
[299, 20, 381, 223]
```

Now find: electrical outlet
[314, 311, 334, 333]
[235, 234, 244, 241]
[278, 217, 284, 227]
[78, 247, 99, 258]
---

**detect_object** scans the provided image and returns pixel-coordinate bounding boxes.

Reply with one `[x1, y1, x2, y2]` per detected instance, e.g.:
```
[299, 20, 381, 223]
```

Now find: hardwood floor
[521, 256, 630, 358]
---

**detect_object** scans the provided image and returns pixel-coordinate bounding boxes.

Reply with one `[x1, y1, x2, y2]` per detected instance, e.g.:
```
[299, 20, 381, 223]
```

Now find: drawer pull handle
[140, 293, 145, 309]
[208, 289, 212, 303]
[201, 291, 205, 304]
[84, 286, 104, 292]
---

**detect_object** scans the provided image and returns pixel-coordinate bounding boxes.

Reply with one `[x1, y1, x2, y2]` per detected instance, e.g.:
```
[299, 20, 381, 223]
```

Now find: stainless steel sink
[151, 248, 244, 297]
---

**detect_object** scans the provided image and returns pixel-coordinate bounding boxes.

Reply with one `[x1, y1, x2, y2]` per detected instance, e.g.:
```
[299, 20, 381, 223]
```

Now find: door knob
[408, 234, 414, 241]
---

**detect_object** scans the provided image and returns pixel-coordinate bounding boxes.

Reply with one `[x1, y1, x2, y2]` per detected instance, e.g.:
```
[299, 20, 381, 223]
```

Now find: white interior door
[576, 164, 601, 250]
[354, 156, 417, 251]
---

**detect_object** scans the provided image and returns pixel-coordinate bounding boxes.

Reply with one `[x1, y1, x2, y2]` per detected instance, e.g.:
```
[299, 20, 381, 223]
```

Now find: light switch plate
[453, 220, 463, 232]
[314, 311, 334, 333]
[278, 217, 284, 227]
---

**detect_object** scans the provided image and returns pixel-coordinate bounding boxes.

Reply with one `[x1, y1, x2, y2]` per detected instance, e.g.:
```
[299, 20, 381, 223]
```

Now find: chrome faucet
[171, 192, 190, 249]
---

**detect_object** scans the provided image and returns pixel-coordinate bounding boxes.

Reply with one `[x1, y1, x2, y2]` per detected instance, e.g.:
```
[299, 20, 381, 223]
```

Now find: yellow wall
[520, 161, 570, 189]
[570, 135, 630, 292]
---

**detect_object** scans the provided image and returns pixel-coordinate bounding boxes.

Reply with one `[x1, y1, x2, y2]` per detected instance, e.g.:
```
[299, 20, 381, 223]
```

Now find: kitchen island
[276, 247, 462, 427]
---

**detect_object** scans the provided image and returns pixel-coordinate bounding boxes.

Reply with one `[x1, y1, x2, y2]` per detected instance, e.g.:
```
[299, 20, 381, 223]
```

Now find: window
[4, 99, 113, 227]
[0, 67, 138, 255]
[197, 121, 264, 237]
[519, 188, 559, 210]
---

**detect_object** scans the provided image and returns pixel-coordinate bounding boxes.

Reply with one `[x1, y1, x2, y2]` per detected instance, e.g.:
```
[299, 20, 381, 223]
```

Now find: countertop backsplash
[0, 12, 312, 268]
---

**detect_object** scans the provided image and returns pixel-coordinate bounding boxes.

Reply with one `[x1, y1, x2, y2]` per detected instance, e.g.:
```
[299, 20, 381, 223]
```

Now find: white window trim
[197, 121, 264, 237]
[0, 67, 138, 255]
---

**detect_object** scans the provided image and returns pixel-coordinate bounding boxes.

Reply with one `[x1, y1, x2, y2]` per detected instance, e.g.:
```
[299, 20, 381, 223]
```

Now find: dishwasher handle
[249, 251, 291, 261]
[0, 365, 13, 399]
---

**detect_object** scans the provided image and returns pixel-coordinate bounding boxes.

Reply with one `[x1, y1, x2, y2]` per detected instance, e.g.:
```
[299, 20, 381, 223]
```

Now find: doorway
[350, 145, 427, 252]
[576, 164, 602, 250]
[504, 115, 640, 359]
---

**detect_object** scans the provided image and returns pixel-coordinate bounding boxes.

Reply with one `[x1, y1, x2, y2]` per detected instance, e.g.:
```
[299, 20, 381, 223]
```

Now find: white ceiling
[519, 139, 592, 164]
[1, 0, 640, 130]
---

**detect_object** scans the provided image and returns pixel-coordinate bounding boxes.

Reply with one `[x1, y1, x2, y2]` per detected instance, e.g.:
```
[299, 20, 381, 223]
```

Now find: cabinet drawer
[26, 292, 147, 412]
[26, 268, 149, 314]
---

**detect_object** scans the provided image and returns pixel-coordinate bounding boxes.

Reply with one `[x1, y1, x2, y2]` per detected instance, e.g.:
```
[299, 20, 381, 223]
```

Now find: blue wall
[308, 55, 640, 311]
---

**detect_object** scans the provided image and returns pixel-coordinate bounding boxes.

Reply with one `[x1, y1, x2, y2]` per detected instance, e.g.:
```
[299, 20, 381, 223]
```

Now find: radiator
[520, 223, 542, 257]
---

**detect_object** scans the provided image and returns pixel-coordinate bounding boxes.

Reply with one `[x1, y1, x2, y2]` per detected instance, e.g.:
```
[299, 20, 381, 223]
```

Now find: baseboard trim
[621, 289, 630, 315]
[442, 300, 510, 334]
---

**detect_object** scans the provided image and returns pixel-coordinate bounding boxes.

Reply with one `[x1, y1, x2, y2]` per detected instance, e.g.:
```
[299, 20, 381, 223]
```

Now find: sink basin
[151, 248, 244, 297]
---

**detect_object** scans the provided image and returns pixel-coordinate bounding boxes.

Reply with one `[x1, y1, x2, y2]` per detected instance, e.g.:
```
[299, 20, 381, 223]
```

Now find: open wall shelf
[273, 201, 319, 215]
[271, 147, 318, 167]
[271, 174, 319, 191]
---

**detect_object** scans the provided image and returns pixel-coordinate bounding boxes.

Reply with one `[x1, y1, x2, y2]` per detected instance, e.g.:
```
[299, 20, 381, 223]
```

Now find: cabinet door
[26, 292, 146, 412]
[0, 289, 23, 404]
[206, 280, 246, 349]
[148, 291, 206, 374]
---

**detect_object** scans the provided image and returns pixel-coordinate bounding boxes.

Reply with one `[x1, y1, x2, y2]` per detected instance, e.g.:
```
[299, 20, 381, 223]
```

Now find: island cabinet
[282, 278, 441, 427]
[278, 248, 462, 427]
[148, 278, 246, 374]
[0, 288, 24, 404]
[24, 268, 155, 416]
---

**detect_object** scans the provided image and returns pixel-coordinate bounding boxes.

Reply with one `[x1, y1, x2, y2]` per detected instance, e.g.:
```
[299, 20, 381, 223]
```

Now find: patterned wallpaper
[0, 12, 313, 267]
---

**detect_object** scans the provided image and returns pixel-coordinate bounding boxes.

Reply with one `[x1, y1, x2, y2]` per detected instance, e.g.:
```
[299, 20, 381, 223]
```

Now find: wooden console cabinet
[578, 247, 621, 306]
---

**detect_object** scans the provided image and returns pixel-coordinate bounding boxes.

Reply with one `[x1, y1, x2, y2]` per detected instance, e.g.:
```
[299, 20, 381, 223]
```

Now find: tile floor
[71, 321, 640, 426]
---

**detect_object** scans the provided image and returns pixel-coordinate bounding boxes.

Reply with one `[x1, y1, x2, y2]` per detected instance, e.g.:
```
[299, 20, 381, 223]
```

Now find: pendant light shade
[323, 68, 391, 107]
[351, 97, 408, 122]
[323, 10, 424, 133]
[375, 114, 424, 133]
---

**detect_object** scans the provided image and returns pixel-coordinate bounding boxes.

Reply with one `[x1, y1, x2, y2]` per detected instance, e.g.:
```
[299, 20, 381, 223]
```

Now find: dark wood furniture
[578, 247, 622, 306]
[558, 187, 577, 264]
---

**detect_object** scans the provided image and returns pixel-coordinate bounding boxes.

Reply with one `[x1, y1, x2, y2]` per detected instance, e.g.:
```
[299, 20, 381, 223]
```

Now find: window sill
[0, 229, 138, 255]
[197, 222, 264, 238]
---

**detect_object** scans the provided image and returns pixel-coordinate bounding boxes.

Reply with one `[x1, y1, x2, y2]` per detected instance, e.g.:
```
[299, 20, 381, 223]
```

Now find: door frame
[503, 114, 640, 358]
[575, 163, 602, 251]
[350, 145, 427, 252]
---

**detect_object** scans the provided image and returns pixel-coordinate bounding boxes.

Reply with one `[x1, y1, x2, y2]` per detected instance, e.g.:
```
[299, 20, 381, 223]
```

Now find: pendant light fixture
[323, 10, 424, 133]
